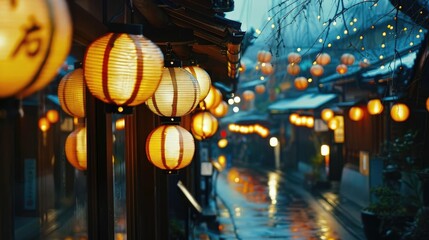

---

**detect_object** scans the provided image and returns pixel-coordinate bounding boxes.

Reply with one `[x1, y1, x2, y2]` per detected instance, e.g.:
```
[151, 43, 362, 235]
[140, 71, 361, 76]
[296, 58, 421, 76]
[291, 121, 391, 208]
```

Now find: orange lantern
[260, 62, 274, 75]
[310, 64, 324, 77]
[336, 64, 348, 74]
[210, 101, 229, 118]
[255, 84, 266, 94]
[340, 53, 355, 65]
[242, 90, 255, 101]
[239, 61, 246, 72]
[390, 103, 409, 122]
[349, 106, 364, 121]
[257, 50, 272, 63]
[46, 109, 59, 123]
[38, 117, 50, 132]
[0, 0, 72, 98]
[146, 67, 200, 117]
[321, 108, 334, 121]
[183, 66, 211, 101]
[294, 77, 308, 90]
[367, 99, 384, 115]
[58, 68, 86, 118]
[359, 59, 370, 68]
[84, 28, 164, 106]
[305, 116, 315, 128]
[191, 111, 218, 139]
[287, 63, 300, 76]
[316, 53, 331, 66]
[201, 85, 222, 110]
[65, 127, 87, 171]
[218, 139, 228, 148]
[115, 118, 125, 131]
[287, 52, 302, 64]
[328, 118, 339, 130]
[146, 125, 195, 170]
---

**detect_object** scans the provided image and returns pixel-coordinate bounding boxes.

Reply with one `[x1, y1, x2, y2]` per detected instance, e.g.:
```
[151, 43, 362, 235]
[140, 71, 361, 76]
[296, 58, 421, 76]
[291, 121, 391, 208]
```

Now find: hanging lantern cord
[127, 0, 135, 24]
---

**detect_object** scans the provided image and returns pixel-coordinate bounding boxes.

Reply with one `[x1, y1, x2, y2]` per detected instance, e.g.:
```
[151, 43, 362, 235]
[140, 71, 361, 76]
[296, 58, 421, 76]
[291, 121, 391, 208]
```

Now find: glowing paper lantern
[328, 118, 339, 130]
[84, 30, 164, 106]
[426, 97, 429, 112]
[201, 85, 222, 110]
[58, 68, 86, 118]
[255, 84, 266, 94]
[115, 118, 125, 131]
[336, 64, 348, 74]
[359, 59, 370, 68]
[367, 99, 384, 115]
[257, 50, 272, 63]
[260, 62, 274, 75]
[183, 66, 211, 101]
[0, 0, 72, 98]
[287, 52, 302, 64]
[349, 106, 364, 121]
[287, 63, 300, 76]
[289, 113, 299, 124]
[146, 125, 195, 170]
[191, 111, 218, 139]
[65, 127, 87, 171]
[294, 77, 308, 90]
[316, 53, 331, 66]
[146, 67, 200, 117]
[210, 101, 229, 118]
[305, 116, 315, 128]
[46, 109, 59, 123]
[39, 117, 50, 132]
[390, 103, 409, 122]
[310, 64, 324, 77]
[340, 53, 355, 65]
[321, 109, 334, 121]
[242, 90, 255, 101]
[218, 139, 228, 148]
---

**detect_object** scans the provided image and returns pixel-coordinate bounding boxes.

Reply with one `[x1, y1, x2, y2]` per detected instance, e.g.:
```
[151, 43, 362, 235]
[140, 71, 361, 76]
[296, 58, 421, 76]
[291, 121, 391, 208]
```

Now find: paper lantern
[316, 53, 331, 66]
[321, 108, 334, 122]
[328, 118, 339, 130]
[310, 64, 324, 77]
[146, 67, 200, 117]
[340, 53, 355, 65]
[202, 86, 222, 110]
[287, 52, 301, 64]
[210, 101, 229, 118]
[336, 64, 348, 74]
[305, 116, 314, 128]
[287, 63, 300, 76]
[367, 99, 384, 115]
[0, 0, 72, 98]
[218, 139, 228, 148]
[46, 109, 59, 123]
[257, 50, 272, 63]
[58, 68, 86, 118]
[65, 127, 87, 171]
[255, 84, 266, 94]
[39, 117, 50, 132]
[390, 103, 409, 122]
[191, 111, 218, 139]
[349, 106, 364, 121]
[242, 90, 255, 101]
[260, 62, 274, 75]
[115, 118, 125, 131]
[84, 30, 164, 106]
[183, 66, 211, 101]
[146, 125, 195, 170]
[359, 59, 370, 68]
[294, 77, 308, 90]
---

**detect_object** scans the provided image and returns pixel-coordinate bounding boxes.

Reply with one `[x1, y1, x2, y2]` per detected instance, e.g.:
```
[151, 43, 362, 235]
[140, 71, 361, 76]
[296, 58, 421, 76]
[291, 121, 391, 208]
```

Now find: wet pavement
[211, 167, 364, 240]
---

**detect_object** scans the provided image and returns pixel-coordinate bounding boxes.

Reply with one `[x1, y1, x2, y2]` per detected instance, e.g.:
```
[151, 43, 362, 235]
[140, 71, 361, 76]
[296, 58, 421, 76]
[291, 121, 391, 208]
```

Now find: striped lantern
[146, 67, 200, 117]
[0, 0, 72, 98]
[191, 111, 218, 139]
[58, 68, 86, 118]
[201, 85, 222, 110]
[183, 66, 211, 101]
[84, 31, 164, 106]
[146, 125, 195, 170]
[65, 126, 87, 171]
[294, 77, 308, 90]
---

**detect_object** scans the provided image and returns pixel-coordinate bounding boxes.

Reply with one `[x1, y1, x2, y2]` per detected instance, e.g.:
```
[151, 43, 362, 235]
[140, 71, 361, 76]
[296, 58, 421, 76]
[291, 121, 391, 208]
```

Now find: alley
[212, 167, 364, 240]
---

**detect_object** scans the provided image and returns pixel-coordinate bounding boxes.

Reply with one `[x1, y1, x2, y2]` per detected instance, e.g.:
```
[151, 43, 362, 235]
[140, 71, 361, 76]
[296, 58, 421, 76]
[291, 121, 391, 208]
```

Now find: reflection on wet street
[215, 167, 356, 240]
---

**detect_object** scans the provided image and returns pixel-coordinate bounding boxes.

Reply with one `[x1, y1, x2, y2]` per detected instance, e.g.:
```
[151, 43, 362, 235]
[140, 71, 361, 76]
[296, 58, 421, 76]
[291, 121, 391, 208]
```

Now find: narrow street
[212, 167, 364, 240]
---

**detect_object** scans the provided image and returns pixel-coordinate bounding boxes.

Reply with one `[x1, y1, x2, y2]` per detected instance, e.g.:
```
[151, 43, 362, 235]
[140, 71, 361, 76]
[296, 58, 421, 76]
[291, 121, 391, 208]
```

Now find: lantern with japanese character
[0, 0, 72, 98]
